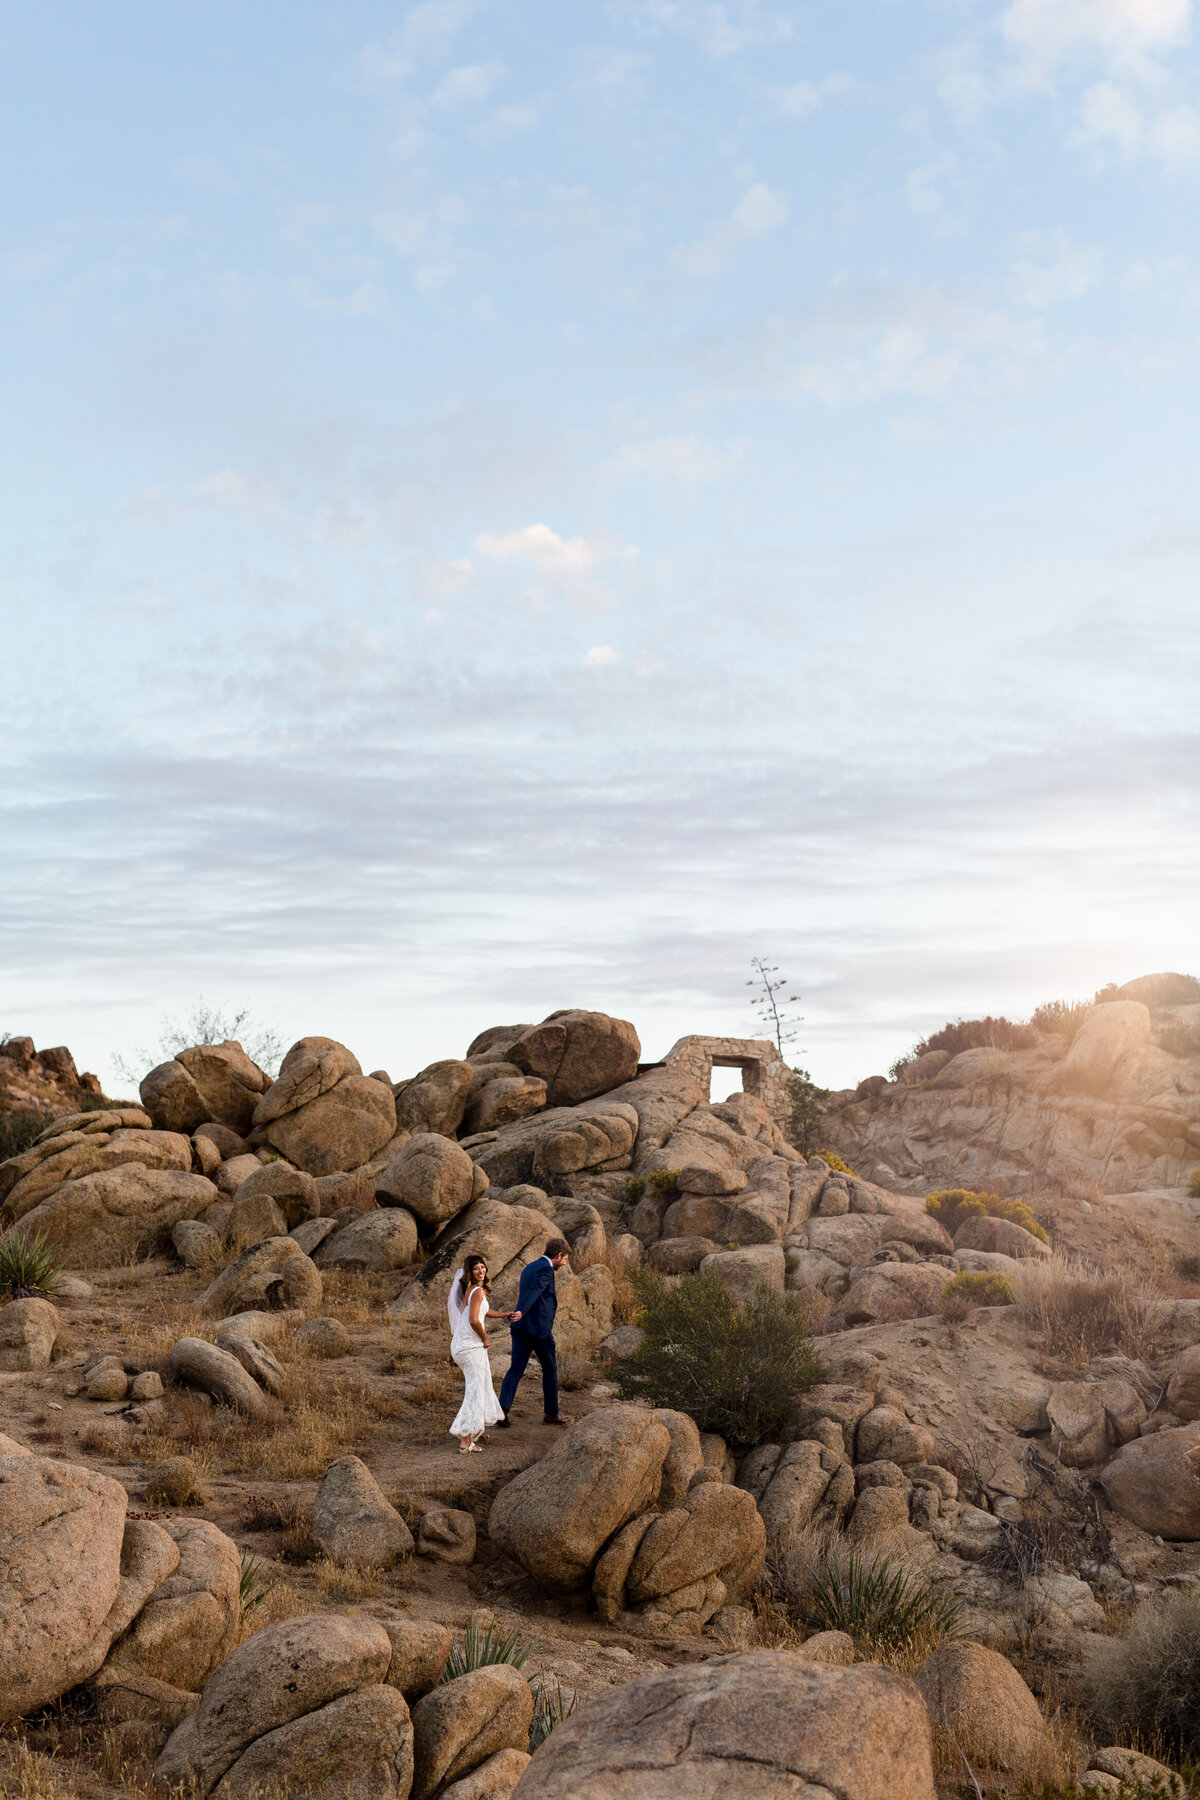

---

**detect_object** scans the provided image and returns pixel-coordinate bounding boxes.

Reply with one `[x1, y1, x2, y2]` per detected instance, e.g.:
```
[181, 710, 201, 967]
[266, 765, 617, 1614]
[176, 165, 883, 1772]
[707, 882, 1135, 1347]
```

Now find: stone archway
[662, 1035, 792, 1133]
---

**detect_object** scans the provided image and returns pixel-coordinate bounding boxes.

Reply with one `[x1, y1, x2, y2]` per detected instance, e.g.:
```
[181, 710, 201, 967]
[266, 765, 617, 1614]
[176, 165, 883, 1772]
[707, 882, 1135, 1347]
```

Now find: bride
[448, 1253, 521, 1454]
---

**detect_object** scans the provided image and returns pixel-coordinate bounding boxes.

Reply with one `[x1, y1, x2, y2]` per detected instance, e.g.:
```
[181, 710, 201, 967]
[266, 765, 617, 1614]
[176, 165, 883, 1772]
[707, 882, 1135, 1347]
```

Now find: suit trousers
[498, 1328, 558, 1419]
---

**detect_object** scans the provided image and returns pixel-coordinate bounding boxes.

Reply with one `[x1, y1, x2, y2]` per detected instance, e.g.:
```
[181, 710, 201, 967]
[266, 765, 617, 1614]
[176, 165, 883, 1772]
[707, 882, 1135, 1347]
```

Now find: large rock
[377, 1133, 478, 1229]
[489, 1405, 670, 1593]
[444, 1749, 531, 1800]
[0, 1296, 60, 1371]
[835, 1263, 947, 1328]
[312, 1455, 414, 1567]
[177, 1043, 270, 1134]
[382, 1618, 453, 1701]
[464, 1074, 548, 1136]
[155, 1614, 393, 1797]
[624, 1482, 765, 1610]
[315, 1207, 420, 1271]
[394, 1060, 474, 1139]
[510, 1652, 935, 1799]
[954, 1214, 1050, 1260]
[654, 1410, 704, 1509]
[0, 1453, 127, 1721]
[231, 1159, 319, 1228]
[106, 1518, 240, 1692]
[8, 1164, 218, 1266]
[141, 1060, 210, 1133]
[167, 1338, 272, 1420]
[1058, 1003, 1151, 1099]
[411, 1665, 534, 1800]
[754, 1442, 834, 1546]
[2, 1124, 195, 1220]
[915, 1643, 1048, 1770]
[253, 1036, 363, 1126]
[1166, 1344, 1200, 1419]
[1100, 1425, 1200, 1538]
[213, 1684, 413, 1800]
[699, 1243, 785, 1301]
[504, 1010, 640, 1107]
[200, 1235, 322, 1318]
[265, 1076, 397, 1176]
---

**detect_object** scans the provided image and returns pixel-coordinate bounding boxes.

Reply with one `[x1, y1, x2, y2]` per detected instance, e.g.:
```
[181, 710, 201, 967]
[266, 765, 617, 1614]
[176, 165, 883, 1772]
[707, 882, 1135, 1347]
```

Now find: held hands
[511, 1309, 522, 1323]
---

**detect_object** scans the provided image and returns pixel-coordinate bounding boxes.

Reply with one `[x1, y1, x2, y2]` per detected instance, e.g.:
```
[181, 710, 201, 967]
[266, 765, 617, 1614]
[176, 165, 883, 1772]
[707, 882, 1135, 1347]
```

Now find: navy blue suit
[498, 1256, 559, 1419]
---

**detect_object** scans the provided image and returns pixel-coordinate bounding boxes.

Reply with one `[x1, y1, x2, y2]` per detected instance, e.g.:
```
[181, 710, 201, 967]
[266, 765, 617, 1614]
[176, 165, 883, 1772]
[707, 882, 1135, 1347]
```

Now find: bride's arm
[469, 1286, 489, 1346]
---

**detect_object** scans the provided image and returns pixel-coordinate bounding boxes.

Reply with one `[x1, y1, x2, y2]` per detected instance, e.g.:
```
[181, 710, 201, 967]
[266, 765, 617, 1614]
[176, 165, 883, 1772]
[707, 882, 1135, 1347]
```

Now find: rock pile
[829, 976, 1200, 1194]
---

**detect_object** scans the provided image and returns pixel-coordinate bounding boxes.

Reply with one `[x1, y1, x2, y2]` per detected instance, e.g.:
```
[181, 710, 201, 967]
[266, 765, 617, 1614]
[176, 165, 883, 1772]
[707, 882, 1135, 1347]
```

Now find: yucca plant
[529, 1679, 577, 1751]
[809, 1554, 961, 1655]
[440, 1617, 532, 1683]
[238, 1553, 277, 1617]
[0, 1227, 64, 1299]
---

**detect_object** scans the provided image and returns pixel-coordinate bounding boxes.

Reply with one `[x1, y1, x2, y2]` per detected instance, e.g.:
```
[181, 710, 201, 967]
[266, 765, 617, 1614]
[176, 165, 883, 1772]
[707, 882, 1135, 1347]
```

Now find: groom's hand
[511, 1310, 522, 1322]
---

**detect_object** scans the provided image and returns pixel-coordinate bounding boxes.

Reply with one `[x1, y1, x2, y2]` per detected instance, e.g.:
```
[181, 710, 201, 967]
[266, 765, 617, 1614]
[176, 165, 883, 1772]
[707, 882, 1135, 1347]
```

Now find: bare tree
[746, 956, 802, 1056]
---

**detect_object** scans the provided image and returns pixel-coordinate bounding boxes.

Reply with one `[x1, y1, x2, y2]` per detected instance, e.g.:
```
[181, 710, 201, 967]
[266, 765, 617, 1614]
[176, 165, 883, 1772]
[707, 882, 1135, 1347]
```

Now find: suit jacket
[512, 1256, 557, 1340]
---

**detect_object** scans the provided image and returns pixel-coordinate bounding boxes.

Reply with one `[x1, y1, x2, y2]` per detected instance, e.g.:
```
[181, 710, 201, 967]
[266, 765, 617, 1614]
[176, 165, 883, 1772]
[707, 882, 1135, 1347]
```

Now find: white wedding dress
[448, 1280, 505, 1441]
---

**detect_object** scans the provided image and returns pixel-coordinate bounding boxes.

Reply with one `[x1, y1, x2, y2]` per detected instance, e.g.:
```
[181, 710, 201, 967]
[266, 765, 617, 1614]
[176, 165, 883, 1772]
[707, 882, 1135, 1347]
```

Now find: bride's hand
[482, 1334, 490, 1347]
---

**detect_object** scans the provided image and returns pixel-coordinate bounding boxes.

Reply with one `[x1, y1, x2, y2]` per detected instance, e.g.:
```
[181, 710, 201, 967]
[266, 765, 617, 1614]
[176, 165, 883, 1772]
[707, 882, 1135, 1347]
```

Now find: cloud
[1002, 0, 1191, 78]
[620, 1, 793, 58]
[767, 73, 857, 118]
[1073, 80, 1200, 164]
[609, 434, 745, 481]
[476, 522, 632, 576]
[1008, 232, 1101, 305]
[191, 469, 284, 516]
[677, 182, 788, 277]
[430, 62, 504, 111]
[584, 644, 617, 665]
[358, 0, 480, 89]
[905, 156, 957, 219]
[470, 101, 542, 145]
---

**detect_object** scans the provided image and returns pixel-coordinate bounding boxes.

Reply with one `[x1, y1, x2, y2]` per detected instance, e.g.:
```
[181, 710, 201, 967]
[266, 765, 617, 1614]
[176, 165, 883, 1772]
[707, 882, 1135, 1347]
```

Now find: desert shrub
[616, 1267, 826, 1446]
[939, 1270, 1014, 1317]
[441, 1617, 532, 1682]
[238, 1553, 276, 1618]
[0, 1108, 54, 1163]
[815, 1149, 855, 1177]
[925, 1188, 1049, 1244]
[1086, 1589, 1200, 1761]
[624, 1175, 646, 1201]
[529, 1679, 577, 1751]
[786, 1068, 829, 1156]
[646, 1168, 680, 1196]
[807, 1553, 961, 1658]
[1188, 1171, 1200, 1200]
[1013, 1253, 1170, 1363]
[1030, 998, 1092, 1041]
[0, 1228, 63, 1299]
[911, 1016, 1038, 1060]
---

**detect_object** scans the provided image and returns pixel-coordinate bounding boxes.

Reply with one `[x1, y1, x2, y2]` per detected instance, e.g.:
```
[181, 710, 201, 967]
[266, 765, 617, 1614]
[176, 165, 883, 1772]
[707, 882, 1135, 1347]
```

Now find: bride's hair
[454, 1253, 491, 1303]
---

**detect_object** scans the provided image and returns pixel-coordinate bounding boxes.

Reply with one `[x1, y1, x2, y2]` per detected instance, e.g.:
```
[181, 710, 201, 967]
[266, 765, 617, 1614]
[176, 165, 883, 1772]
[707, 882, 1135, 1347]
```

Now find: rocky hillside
[0, 1032, 104, 1118]
[3, 1005, 1200, 1798]
[827, 973, 1200, 1195]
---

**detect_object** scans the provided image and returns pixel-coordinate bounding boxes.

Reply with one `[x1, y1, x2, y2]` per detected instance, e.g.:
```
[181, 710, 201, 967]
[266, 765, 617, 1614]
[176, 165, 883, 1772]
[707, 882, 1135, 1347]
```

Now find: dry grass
[1013, 1252, 1170, 1365]
[1085, 1590, 1200, 1763]
[312, 1555, 391, 1601]
[316, 1268, 386, 1327]
[236, 1577, 310, 1642]
[76, 1420, 134, 1461]
[133, 1366, 403, 1481]
[241, 1488, 322, 1562]
[601, 1244, 639, 1326]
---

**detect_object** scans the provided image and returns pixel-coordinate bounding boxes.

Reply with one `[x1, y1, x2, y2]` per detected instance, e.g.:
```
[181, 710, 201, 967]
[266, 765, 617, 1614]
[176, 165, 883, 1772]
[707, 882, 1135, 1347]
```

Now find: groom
[497, 1237, 573, 1427]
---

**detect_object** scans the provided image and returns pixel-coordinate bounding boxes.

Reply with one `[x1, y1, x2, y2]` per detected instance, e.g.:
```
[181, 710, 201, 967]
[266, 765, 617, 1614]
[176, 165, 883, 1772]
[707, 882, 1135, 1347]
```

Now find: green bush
[529, 1679, 577, 1751]
[0, 1228, 64, 1299]
[238, 1553, 276, 1618]
[1188, 1170, 1200, 1200]
[441, 1617, 532, 1683]
[0, 1108, 54, 1163]
[786, 1068, 829, 1156]
[615, 1267, 826, 1446]
[940, 1270, 1014, 1311]
[624, 1175, 646, 1201]
[646, 1168, 680, 1197]
[1030, 998, 1092, 1042]
[1086, 1589, 1200, 1763]
[815, 1149, 855, 1177]
[925, 1188, 1049, 1244]
[808, 1553, 961, 1656]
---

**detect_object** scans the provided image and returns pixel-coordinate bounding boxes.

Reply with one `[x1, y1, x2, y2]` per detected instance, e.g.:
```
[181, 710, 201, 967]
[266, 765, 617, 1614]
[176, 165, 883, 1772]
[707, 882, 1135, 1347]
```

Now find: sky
[2, 0, 1199, 1097]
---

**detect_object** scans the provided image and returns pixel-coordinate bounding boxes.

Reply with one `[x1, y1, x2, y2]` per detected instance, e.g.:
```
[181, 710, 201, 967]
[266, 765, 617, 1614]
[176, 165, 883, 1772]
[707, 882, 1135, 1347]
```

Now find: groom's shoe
[495, 1413, 512, 1428]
